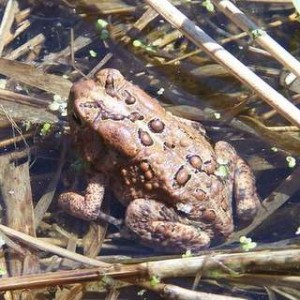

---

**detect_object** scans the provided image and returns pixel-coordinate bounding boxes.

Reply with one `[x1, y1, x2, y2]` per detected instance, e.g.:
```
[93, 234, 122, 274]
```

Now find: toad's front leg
[59, 173, 106, 221]
[125, 198, 211, 253]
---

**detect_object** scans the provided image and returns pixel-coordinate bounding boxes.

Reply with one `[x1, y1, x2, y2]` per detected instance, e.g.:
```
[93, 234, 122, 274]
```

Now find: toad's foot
[215, 141, 260, 221]
[125, 198, 211, 253]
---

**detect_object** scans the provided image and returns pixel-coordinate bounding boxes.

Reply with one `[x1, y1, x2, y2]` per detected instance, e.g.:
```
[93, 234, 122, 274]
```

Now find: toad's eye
[72, 111, 82, 126]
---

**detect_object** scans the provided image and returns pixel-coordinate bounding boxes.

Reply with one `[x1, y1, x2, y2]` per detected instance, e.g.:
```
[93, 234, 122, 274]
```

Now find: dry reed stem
[0, 224, 110, 268]
[145, 0, 300, 127]
[138, 282, 247, 300]
[0, 243, 300, 291]
[5, 19, 30, 45]
[0, 58, 72, 98]
[212, 0, 300, 78]
[236, 0, 292, 2]
[0, 88, 50, 106]
[0, 0, 17, 56]
[165, 13, 297, 65]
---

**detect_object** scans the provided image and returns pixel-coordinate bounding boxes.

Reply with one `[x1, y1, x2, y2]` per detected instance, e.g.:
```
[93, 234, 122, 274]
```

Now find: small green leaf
[89, 50, 97, 58]
[215, 165, 229, 178]
[239, 236, 251, 244]
[251, 29, 265, 39]
[215, 158, 229, 178]
[96, 19, 108, 30]
[286, 156, 296, 168]
[133, 40, 144, 48]
[239, 236, 257, 251]
[96, 19, 109, 39]
[150, 275, 160, 286]
[40, 123, 52, 136]
[242, 241, 257, 251]
[202, 0, 215, 12]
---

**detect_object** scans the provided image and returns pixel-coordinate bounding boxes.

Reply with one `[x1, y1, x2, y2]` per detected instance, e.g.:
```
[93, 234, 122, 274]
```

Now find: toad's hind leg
[125, 198, 211, 253]
[232, 157, 261, 220]
[215, 141, 260, 221]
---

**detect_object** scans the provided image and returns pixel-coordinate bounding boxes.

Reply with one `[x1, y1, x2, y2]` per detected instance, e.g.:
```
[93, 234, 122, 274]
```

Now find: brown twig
[0, 131, 33, 148]
[4, 33, 45, 60]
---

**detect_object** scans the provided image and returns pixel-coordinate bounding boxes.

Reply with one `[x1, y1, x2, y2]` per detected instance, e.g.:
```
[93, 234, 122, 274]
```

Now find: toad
[59, 68, 260, 253]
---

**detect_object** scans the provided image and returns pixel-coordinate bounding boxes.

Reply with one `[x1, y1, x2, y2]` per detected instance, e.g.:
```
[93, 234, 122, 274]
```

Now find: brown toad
[59, 68, 260, 253]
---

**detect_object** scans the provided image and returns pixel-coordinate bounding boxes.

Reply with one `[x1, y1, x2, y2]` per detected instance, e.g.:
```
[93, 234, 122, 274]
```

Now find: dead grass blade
[0, 224, 110, 268]
[0, 58, 72, 98]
